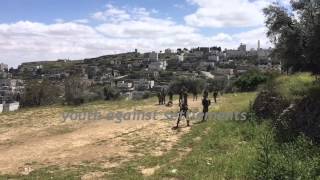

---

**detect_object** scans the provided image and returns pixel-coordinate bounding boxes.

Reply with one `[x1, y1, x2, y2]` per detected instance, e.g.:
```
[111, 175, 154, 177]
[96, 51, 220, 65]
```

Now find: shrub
[251, 134, 320, 179]
[103, 86, 120, 100]
[253, 90, 290, 120]
[81, 90, 101, 103]
[253, 73, 320, 143]
[142, 91, 153, 99]
[21, 80, 63, 107]
[64, 77, 86, 105]
[234, 70, 268, 91]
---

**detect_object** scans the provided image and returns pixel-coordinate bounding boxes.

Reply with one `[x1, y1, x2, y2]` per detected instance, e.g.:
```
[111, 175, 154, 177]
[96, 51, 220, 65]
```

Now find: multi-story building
[238, 43, 247, 52]
[208, 55, 220, 62]
[214, 68, 234, 76]
[257, 48, 272, 59]
[0, 79, 24, 104]
[148, 61, 167, 71]
[149, 51, 159, 61]
[133, 79, 155, 90]
[117, 81, 134, 92]
[164, 49, 172, 54]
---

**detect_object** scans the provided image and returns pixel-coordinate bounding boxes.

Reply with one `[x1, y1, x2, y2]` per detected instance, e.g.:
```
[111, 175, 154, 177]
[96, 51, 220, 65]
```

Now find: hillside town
[2, 0, 320, 178]
[0, 41, 280, 113]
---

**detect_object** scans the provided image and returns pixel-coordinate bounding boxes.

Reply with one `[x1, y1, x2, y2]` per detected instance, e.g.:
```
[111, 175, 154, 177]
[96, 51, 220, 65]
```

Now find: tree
[168, 77, 206, 94]
[103, 86, 120, 100]
[263, 1, 320, 75]
[64, 76, 86, 105]
[21, 80, 62, 107]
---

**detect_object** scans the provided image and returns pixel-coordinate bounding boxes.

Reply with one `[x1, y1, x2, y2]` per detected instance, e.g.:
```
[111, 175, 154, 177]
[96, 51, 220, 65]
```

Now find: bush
[142, 91, 153, 99]
[253, 90, 290, 120]
[253, 73, 320, 143]
[252, 134, 320, 179]
[234, 70, 269, 91]
[81, 90, 102, 103]
[64, 77, 86, 105]
[21, 80, 63, 107]
[103, 86, 120, 100]
[168, 77, 206, 94]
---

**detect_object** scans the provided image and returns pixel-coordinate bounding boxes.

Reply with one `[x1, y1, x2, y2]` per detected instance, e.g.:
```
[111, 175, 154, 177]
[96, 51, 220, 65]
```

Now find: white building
[117, 81, 133, 91]
[191, 51, 204, 57]
[238, 43, 247, 52]
[149, 51, 159, 61]
[177, 54, 184, 62]
[214, 68, 234, 76]
[199, 62, 215, 68]
[208, 55, 219, 62]
[164, 49, 172, 54]
[258, 64, 282, 73]
[225, 50, 246, 58]
[0, 79, 24, 94]
[257, 48, 272, 59]
[148, 60, 167, 71]
[133, 79, 155, 90]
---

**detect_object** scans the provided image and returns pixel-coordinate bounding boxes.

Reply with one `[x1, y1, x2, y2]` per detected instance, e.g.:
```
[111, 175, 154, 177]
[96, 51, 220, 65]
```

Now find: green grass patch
[103, 92, 263, 180]
[273, 73, 316, 101]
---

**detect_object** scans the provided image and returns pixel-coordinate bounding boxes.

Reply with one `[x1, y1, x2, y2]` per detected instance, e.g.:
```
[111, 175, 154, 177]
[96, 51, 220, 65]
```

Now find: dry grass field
[0, 93, 258, 179]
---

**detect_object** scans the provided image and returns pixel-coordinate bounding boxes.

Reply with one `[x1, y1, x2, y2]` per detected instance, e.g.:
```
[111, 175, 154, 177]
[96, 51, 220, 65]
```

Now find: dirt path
[0, 97, 204, 175]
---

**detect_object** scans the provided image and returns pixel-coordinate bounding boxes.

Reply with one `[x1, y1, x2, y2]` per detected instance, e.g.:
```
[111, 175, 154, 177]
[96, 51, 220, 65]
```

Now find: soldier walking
[174, 90, 189, 129]
[157, 92, 161, 105]
[192, 90, 198, 101]
[202, 94, 211, 122]
[161, 89, 166, 105]
[213, 90, 218, 103]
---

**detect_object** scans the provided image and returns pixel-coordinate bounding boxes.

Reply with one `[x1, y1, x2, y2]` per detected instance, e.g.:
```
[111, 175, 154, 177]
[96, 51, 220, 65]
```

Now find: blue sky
[0, 0, 286, 67]
[0, 0, 192, 23]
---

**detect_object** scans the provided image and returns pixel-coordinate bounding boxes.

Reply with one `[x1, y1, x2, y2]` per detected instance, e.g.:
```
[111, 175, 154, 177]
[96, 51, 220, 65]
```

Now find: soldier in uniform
[213, 90, 218, 103]
[178, 88, 184, 104]
[161, 88, 166, 105]
[192, 90, 198, 101]
[157, 92, 161, 105]
[202, 93, 211, 122]
[174, 89, 189, 129]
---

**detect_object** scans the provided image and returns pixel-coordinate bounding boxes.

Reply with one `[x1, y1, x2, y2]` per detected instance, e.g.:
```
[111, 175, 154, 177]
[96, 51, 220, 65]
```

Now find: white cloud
[91, 4, 131, 22]
[232, 26, 271, 48]
[0, 4, 272, 67]
[73, 19, 89, 24]
[185, 0, 272, 28]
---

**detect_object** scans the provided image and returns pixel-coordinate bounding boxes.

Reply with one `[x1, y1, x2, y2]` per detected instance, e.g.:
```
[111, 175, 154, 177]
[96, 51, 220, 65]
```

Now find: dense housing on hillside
[0, 41, 281, 112]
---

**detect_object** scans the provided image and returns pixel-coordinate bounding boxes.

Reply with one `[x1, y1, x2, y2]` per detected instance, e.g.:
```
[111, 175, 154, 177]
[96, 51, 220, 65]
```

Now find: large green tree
[264, 0, 320, 75]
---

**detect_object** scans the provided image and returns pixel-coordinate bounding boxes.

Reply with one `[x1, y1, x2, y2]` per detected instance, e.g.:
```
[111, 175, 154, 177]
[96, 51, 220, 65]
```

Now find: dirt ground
[0, 97, 204, 175]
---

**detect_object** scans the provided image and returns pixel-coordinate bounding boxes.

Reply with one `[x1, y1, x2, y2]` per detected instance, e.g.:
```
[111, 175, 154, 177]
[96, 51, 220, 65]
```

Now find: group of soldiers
[172, 88, 219, 129]
[156, 87, 219, 129]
